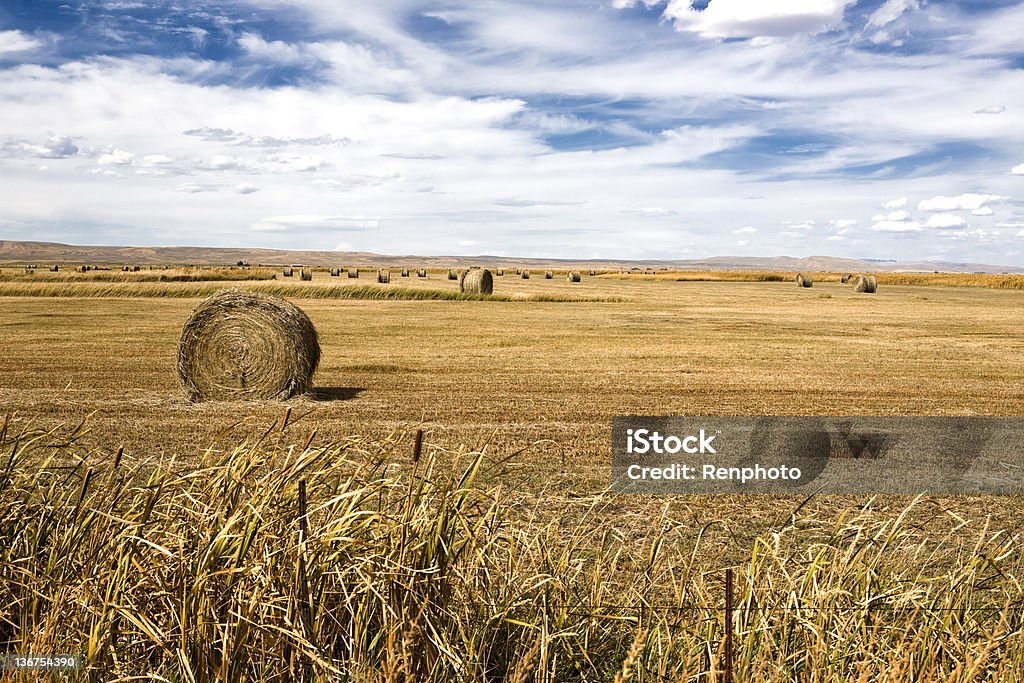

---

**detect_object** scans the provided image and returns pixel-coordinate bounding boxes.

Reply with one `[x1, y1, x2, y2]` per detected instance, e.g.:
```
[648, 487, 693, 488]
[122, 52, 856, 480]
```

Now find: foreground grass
[0, 282, 620, 302]
[1, 417, 1021, 682]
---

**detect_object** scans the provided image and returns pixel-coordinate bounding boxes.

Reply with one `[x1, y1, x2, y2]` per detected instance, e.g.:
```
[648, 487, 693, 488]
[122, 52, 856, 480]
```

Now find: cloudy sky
[2, 1, 1024, 262]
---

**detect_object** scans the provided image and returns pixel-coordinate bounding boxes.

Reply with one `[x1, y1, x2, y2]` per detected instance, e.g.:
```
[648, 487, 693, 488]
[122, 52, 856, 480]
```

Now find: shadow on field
[310, 386, 365, 402]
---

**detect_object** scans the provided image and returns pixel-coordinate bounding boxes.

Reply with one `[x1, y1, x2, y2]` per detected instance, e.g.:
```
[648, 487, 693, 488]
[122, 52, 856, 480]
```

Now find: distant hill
[1, 240, 1021, 273]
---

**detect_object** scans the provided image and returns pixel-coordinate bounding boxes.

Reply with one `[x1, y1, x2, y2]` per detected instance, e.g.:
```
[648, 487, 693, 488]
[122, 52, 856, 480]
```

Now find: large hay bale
[460, 268, 493, 295]
[176, 289, 320, 401]
[300, 268, 312, 281]
[567, 271, 581, 282]
[544, 271, 554, 279]
[796, 273, 813, 287]
[283, 268, 293, 277]
[347, 268, 359, 278]
[854, 274, 877, 293]
[840, 273, 852, 284]
[417, 268, 427, 278]
[377, 269, 391, 283]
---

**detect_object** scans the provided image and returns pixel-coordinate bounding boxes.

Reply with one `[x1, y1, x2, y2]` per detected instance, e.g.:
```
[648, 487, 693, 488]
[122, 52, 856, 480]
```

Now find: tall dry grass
[1, 416, 1021, 681]
[0, 268, 278, 284]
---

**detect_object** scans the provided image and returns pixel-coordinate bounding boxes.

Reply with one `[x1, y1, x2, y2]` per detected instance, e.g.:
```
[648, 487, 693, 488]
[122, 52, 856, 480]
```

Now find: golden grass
[0, 267, 278, 283]
[603, 271, 1024, 289]
[1, 418, 1020, 681]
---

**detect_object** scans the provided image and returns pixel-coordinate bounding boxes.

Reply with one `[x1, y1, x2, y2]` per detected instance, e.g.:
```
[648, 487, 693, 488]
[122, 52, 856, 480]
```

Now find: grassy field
[1, 268, 1022, 681]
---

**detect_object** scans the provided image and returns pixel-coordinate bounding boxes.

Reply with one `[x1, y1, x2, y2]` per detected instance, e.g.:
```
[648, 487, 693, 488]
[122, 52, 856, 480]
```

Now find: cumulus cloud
[2, 134, 79, 159]
[881, 196, 908, 209]
[660, 0, 858, 39]
[871, 210, 910, 222]
[974, 105, 1005, 115]
[237, 32, 308, 64]
[0, 30, 42, 56]
[917, 193, 1008, 211]
[873, 220, 922, 232]
[925, 213, 967, 229]
[97, 148, 134, 165]
[866, 0, 921, 29]
[971, 206, 994, 216]
[1012, 163, 1024, 175]
[830, 219, 857, 229]
[733, 226, 757, 234]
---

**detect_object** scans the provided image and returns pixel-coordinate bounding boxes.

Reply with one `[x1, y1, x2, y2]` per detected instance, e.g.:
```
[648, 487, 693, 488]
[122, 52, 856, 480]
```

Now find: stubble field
[1, 267, 1023, 681]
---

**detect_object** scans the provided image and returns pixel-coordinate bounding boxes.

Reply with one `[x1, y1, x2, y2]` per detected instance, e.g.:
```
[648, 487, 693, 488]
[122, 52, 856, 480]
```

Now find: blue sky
[2, 0, 1023, 262]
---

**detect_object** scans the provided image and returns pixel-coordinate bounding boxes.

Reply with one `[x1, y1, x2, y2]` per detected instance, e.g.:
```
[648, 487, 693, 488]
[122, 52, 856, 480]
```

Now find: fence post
[725, 567, 734, 683]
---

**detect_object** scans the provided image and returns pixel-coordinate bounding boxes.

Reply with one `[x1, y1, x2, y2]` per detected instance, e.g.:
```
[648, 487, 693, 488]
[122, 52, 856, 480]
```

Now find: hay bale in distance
[176, 289, 320, 401]
[300, 268, 312, 281]
[50, 265, 60, 272]
[567, 271, 581, 282]
[447, 269, 458, 280]
[544, 271, 554, 279]
[854, 274, 878, 293]
[521, 270, 530, 279]
[330, 268, 340, 277]
[840, 273, 852, 284]
[417, 268, 427, 278]
[495, 268, 504, 276]
[347, 268, 359, 278]
[460, 268, 493, 294]
[796, 273, 813, 288]
[401, 268, 409, 277]
[283, 268, 293, 277]
[588, 270, 596, 276]
[377, 269, 391, 284]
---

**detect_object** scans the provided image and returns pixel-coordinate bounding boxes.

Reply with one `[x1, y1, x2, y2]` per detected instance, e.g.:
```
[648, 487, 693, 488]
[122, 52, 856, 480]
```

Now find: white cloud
[736, 239, 749, 246]
[660, 0, 858, 39]
[971, 206, 994, 216]
[925, 213, 967, 229]
[1012, 164, 1024, 175]
[235, 183, 260, 195]
[881, 196, 908, 209]
[872, 220, 922, 232]
[97, 148, 134, 166]
[733, 226, 757, 234]
[917, 193, 1008, 211]
[871, 210, 910, 222]
[0, 30, 41, 56]
[830, 219, 857, 229]
[867, 0, 921, 29]
[974, 105, 1005, 115]
[237, 33, 308, 64]
[2, 134, 79, 159]
[142, 154, 173, 164]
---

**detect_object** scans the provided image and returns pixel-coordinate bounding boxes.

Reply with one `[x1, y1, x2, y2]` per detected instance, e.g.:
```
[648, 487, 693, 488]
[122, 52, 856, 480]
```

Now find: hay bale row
[300, 268, 312, 281]
[460, 268, 493, 295]
[521, 270, 530, 279]
[417, 268, 427, 278]
[347, 268, 359, 278]
[177, 289, 320, 401]
[567, 271, 581, 283]
[377, 269, 390, 284]
[796, 273, 813, 288]
[544, 271, 554, 279]
[77, 265, 90, 273]
[853, 274, 877, 293]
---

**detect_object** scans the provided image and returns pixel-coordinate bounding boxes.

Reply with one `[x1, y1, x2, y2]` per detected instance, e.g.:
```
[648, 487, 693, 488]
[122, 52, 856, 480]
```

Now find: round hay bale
[460, 268, 493, 294]
[495, 268, 504, 276]
[401, 268, 409, 277]
[840, 273, 852, 284]
[521, 270, 530, 279]
[300, 268, 312, 281]
[854, 274, 877, 293]
[417, 268, 427, 278]
[50, 265, 60, 272]
[283, 268, 293, 277]
[588, 269, 596, 276]
[177, 289, 320, 401]
[330, 268, 340, 277]
[544, 271, 554, 279]
[447, 269, 458, 280]
[377, 269, 391, 283]
[567, 271, 581, 282]
[347, 268, 359, 278]
[796, 273, 813, 287]
[123, 266, 131, 272]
